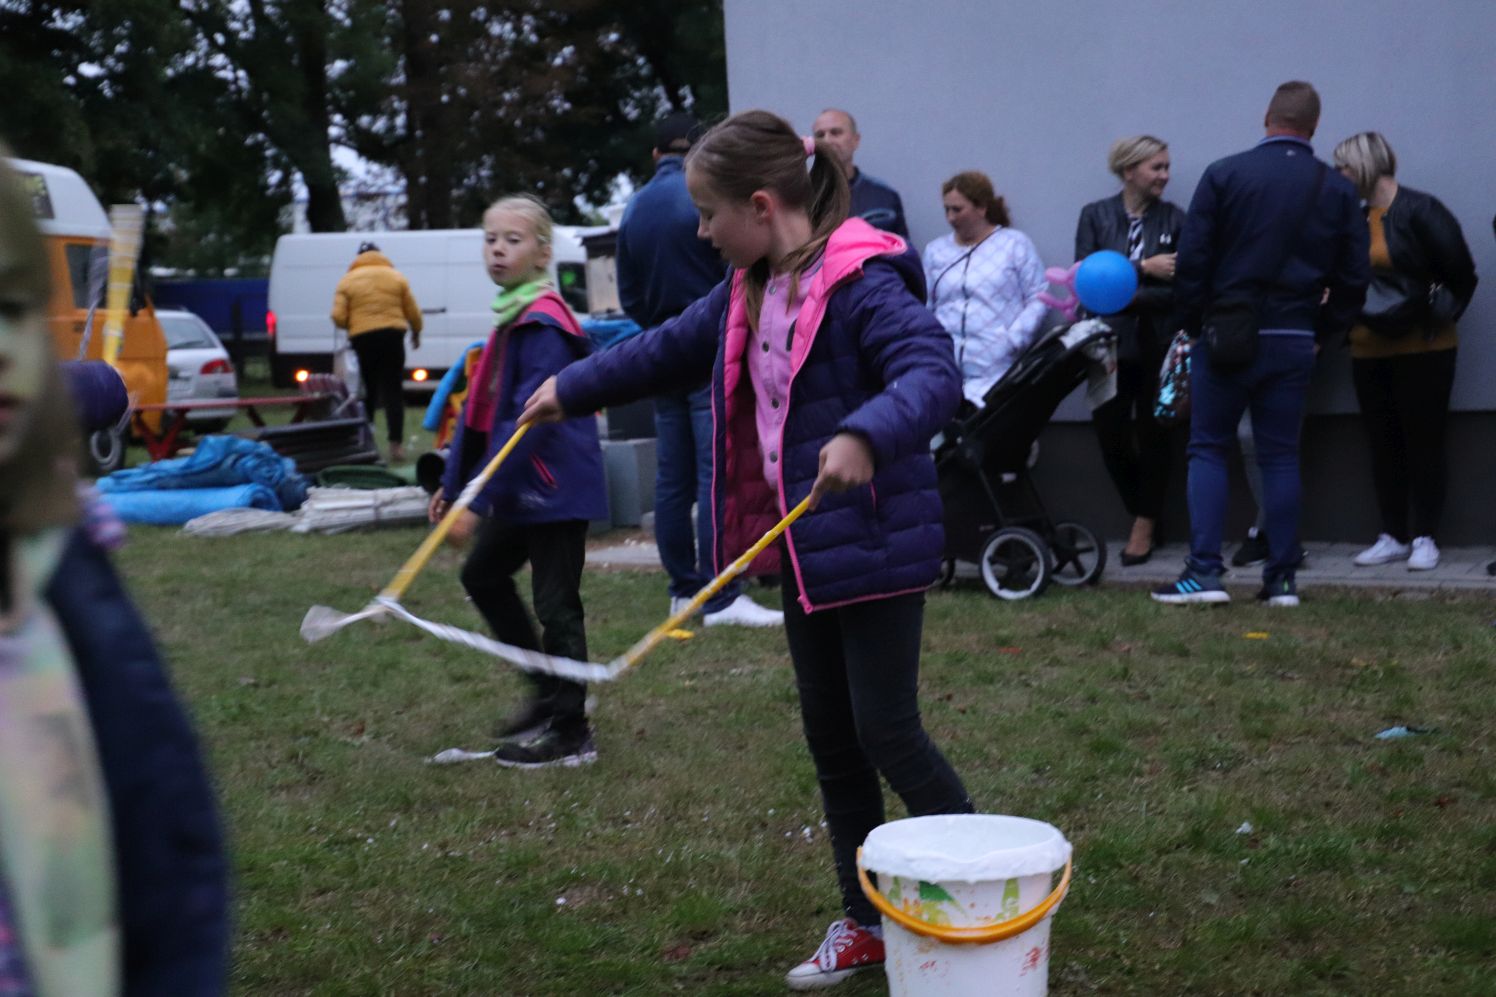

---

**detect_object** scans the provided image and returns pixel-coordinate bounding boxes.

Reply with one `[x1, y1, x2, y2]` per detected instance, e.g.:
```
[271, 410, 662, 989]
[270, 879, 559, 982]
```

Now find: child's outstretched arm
[836, 263, 963, 465]
[537, 277, 730, 420]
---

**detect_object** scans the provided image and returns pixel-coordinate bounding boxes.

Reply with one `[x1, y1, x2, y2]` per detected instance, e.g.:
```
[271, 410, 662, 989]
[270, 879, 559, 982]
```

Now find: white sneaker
[669, 596, 696, 619]
[703, 593, 784, 628]
[1353, 534, 1411, 566]
[1407, 536, 1440, 571]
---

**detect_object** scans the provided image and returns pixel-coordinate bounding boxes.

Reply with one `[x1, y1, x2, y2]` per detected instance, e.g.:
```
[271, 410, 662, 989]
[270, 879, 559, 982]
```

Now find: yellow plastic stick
[612, 495, 812, 674]
[379, 423, 531, 601]
[100, 204, 144, 367]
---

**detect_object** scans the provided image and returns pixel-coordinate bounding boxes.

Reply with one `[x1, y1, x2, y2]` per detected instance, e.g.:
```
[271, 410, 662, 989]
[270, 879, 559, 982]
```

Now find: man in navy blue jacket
[615, 113, 783, 628]
[812, 108, 910, 241]
[1154, 81, 1369, 608]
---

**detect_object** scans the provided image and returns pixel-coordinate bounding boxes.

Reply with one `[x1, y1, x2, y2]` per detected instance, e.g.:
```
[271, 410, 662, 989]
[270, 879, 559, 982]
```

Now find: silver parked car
[159, 308, 240, 430]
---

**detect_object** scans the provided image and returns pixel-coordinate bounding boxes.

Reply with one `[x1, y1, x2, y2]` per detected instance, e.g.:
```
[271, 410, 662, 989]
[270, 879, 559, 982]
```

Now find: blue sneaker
[1151, 569, 1230, 605]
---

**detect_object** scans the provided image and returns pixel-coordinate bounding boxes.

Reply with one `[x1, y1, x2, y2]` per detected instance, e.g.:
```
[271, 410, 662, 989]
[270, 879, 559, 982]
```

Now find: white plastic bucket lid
[862, 814, 1071, 883]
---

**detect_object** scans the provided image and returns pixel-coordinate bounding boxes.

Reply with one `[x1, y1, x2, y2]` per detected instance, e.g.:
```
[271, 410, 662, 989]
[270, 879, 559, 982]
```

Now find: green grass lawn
[115, 526, 1496, 996]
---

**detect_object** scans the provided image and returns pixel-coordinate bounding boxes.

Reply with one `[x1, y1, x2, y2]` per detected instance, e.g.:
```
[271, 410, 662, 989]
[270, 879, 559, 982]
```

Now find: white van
[267, 226, 599, 389]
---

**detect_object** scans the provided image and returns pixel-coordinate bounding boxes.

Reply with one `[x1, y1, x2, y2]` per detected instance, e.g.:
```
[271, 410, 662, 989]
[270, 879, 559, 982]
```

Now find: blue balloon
[1073, 250, 1139, 315]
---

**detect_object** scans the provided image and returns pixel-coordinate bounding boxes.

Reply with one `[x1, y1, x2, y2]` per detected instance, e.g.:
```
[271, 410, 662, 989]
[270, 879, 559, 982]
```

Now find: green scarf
[491, 276, 555, 329]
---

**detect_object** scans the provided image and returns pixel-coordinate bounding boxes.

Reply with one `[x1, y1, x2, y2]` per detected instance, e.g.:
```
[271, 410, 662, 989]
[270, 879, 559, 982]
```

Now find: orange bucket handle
[855, 848, 1072, 945]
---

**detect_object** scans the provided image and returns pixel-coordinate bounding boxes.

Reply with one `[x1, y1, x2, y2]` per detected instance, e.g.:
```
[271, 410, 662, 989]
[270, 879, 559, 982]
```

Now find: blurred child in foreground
[0, 155, 228, 996]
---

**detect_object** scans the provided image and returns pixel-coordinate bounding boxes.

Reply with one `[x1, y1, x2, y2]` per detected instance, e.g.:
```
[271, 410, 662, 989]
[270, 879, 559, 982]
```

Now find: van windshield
[64, 243, 103, 308]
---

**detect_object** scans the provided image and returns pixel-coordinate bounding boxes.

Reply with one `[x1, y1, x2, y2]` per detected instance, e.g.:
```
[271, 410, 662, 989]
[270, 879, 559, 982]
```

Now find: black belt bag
[1202, 297, 1261, 368]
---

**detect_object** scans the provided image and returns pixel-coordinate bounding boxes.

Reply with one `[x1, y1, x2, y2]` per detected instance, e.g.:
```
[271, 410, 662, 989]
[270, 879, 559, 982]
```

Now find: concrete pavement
[587, 533, 1496, 593]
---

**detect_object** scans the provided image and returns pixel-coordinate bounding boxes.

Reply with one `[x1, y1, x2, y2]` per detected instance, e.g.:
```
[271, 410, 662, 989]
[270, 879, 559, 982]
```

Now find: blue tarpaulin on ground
[97, 435, 308, 510]
[99, 483, 283, 525]
[581, 316, 642, 351]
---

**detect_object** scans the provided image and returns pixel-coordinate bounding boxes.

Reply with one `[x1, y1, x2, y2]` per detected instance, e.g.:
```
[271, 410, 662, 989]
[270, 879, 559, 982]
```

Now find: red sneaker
[784, 917, 884, 990]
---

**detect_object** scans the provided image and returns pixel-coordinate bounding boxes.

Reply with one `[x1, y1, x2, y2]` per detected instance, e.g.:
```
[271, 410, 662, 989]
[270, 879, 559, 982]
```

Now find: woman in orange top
[1333, 132, 1477, 572]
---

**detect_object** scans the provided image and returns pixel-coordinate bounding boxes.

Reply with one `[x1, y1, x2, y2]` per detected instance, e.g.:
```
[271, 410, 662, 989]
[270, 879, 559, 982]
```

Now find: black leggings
[350, 327, 406, 444]
[461, 518, 590, 732]
[1352, 349, 1457, 542]
[1091, 350, 1174, 520]
[781, 566, 973, 925]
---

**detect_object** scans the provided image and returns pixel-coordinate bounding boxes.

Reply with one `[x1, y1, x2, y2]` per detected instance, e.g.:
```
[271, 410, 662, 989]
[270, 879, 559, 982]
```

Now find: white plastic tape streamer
[378, 599, 625, 683]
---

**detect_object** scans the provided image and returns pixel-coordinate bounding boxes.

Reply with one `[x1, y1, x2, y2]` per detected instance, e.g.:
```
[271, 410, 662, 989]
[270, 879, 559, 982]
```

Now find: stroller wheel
[1049, 521, 1107, 587]
[930, 558, 957, 591]
[979, 528, 1051, 600]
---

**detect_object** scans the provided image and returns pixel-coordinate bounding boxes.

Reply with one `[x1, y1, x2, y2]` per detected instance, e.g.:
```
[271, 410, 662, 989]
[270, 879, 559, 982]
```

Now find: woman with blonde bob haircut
[923, 170, 1047, 407]
[1074, 134, 1185, 564]
[1332, 130, 1478, 572]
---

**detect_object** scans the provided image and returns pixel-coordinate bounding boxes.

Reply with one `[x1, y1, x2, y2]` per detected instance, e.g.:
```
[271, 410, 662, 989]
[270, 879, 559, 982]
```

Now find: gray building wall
[724, 0, 1496, 544]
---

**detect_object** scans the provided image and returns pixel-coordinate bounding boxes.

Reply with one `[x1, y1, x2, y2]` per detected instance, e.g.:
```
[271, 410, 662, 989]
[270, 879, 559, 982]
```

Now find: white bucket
[859, 814, 1072, 997]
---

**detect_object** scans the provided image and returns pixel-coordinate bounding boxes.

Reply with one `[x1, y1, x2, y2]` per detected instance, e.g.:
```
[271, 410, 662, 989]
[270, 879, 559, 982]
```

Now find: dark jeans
[1187, 333, 1315, 581]
[1091, 345, 1174, 521]
[654, 385, 739, 613]
[350, 326, 406, 444]
[1352, 349, 1457, 542]
[461, 518, 589, 734]
[781, 566, 973, 925]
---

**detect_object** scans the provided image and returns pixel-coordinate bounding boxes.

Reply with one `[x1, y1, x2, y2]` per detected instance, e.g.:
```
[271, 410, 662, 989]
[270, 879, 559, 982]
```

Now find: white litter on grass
[181, 508, 297, 536]
[428, 747, 496, 764]
[1235, 821, 1254, 835]
[182, 486, 429, 536]
[293, 486, 430, 534]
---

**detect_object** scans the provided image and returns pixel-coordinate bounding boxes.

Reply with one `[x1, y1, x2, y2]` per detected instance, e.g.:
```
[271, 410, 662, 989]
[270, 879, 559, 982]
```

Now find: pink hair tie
[802, 136, 817, 157]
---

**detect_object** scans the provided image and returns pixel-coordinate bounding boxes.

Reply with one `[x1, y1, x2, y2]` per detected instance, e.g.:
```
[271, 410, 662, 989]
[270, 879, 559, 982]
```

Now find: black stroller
[932, 318, 1117, 599]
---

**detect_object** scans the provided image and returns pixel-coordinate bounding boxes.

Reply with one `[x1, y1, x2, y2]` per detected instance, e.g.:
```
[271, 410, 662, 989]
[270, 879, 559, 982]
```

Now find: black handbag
[1362, 270, 1428, 335]
[1202, 163, 1328, 369]
[1363, 270, 1457, 337]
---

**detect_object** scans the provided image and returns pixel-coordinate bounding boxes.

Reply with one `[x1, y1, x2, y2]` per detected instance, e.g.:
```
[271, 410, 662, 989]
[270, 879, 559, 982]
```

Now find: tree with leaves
[0, 0, 726, 271]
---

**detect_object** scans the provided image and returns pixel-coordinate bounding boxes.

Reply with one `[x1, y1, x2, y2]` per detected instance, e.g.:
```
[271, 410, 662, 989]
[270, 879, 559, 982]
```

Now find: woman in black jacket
[1075, 135, 1186, 564]
[1334, 132, 1478, 572]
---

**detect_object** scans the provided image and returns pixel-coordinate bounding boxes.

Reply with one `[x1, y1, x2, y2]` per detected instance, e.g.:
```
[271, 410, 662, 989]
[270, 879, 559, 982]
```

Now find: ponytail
[687, 110, 850, 330]
[987, 196, 1010, 227]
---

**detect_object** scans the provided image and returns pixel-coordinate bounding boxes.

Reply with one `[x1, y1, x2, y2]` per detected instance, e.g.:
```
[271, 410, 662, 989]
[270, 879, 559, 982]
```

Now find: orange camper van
[7, 156, 167, 460]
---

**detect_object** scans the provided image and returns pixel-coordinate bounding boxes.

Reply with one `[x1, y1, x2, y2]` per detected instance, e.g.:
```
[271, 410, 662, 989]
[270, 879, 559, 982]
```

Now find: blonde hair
[1108, 135, 1168, 180]
[1333, 132, 1397, 200]
[0, 155, 81, 533]
[485, 193, 553, 247]
[686, 109, 850, 331]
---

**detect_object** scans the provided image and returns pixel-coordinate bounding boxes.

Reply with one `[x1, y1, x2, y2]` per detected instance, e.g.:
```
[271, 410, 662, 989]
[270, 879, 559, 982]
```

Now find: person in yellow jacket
[331, 242, 424, 462]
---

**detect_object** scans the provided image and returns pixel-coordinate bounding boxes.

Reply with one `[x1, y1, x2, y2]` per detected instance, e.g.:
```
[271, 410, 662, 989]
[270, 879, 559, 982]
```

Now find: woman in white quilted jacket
[922, 171, 1048, 408]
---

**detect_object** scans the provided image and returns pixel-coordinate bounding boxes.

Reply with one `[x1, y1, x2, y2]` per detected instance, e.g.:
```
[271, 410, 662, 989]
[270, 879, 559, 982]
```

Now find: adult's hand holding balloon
[1073, 250, 1139, 315]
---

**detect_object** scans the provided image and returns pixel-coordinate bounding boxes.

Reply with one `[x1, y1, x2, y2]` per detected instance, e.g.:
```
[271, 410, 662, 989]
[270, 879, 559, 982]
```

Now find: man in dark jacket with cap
[615, 113, 783, 627]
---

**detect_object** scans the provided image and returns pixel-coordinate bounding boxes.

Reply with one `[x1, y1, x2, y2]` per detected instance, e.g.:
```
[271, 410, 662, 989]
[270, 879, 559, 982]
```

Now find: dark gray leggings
[461, 518, 589, 733]
[780, 566, 973, 924]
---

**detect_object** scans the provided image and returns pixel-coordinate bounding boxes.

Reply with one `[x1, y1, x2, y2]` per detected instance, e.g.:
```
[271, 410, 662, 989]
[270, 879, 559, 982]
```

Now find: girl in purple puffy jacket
[522, 110, 973, 991]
